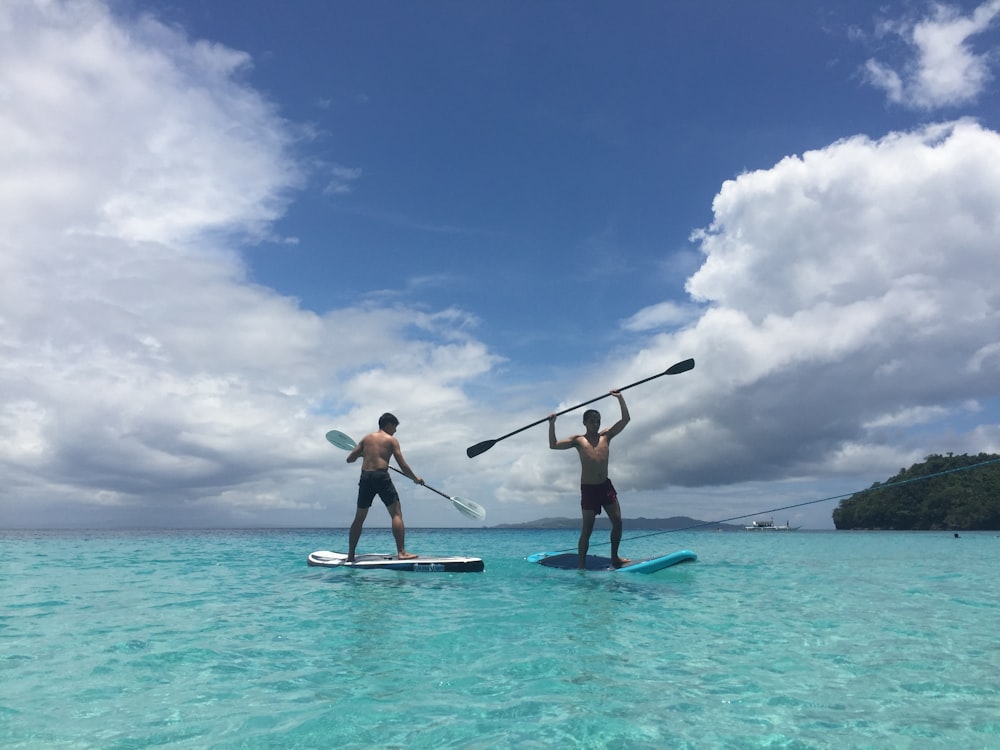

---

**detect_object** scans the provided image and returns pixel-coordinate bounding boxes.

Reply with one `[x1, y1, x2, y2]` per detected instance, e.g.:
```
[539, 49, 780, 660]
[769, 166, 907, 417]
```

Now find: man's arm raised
[549, 414, 578, 450]
[604, 391, 631, 439]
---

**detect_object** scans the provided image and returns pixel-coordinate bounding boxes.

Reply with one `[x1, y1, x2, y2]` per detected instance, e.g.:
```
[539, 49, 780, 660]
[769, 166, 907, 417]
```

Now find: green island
[833, 453, 1000, 530]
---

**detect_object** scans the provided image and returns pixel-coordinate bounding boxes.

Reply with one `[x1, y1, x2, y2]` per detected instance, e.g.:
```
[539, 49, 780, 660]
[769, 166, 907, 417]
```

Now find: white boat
[744, 518, 798, 531]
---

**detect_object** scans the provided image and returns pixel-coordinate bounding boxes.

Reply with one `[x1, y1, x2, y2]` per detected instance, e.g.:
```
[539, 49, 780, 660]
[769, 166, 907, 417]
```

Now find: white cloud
[688, 121, 1000, 319]
[662, 121, 1000, 478]
[620, 301, 698, 332]
[491, 120, 1000, 528]
[863, 0, 1000, 109]
[0, 0, 500, 527]
[323, 163, 363, 195]
[0, 1, 298, 247]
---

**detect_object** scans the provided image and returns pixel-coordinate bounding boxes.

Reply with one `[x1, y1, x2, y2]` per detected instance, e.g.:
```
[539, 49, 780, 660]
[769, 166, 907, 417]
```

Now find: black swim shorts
[580, 478, 618, 515]
[357, 469, 400, 509]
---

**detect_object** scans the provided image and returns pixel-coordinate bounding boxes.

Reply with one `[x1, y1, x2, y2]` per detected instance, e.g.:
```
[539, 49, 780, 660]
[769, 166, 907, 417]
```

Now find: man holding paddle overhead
[549, 391, 631, 569]
[345, 413, 424, 562]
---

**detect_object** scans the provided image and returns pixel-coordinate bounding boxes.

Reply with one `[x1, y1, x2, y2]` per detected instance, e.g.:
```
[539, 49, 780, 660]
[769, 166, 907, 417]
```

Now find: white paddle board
[308, 550, 484, 573]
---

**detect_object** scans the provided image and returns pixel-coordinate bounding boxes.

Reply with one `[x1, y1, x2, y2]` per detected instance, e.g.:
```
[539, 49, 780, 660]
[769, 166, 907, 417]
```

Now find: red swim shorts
[580, 478, 618, 515]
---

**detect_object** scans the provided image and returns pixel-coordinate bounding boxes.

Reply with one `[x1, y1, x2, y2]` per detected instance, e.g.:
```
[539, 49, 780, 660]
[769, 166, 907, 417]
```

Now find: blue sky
[2, 0, 999, 531]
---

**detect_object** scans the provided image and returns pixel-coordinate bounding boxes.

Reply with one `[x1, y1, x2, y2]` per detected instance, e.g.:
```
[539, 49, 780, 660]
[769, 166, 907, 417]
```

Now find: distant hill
[491, 516, 742, 531]
[833, 452, 1000, 530]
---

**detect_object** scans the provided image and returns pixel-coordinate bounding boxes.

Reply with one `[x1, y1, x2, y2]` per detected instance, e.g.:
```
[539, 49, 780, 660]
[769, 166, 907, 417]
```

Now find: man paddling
[345, 413, 423, 562]
[548, 391, 631, 569]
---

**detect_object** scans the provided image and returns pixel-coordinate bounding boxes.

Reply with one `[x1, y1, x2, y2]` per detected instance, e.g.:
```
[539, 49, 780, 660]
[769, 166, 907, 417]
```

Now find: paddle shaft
[387, 466, 450, 500]
[496, 367, 677, 439]
[467, 358, 694, 457]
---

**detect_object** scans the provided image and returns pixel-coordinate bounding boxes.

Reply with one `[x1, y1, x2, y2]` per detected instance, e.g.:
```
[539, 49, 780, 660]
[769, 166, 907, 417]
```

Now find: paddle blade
[451, 496, 486, 521]
[665, 358, 695, 375]
[466, 440, 496, 458]
[325, 430, 357, 451]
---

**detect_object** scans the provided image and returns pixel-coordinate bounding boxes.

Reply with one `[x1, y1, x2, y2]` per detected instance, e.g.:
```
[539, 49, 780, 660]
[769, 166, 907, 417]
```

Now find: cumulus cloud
[643, 121, 998, 485]
[494, 120, 1000, 527]
[0, 0, 498, 527]
[863, 0, 1000, 109]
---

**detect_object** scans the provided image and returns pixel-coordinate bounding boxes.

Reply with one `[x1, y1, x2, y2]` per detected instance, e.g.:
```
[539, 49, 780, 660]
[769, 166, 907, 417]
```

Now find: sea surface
[1, 527, 998, 749]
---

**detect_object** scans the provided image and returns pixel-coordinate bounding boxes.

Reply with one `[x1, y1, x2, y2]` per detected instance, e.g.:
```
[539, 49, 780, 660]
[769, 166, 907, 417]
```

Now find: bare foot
[612, 557, 632, 569]
[397, 551, 418, 559]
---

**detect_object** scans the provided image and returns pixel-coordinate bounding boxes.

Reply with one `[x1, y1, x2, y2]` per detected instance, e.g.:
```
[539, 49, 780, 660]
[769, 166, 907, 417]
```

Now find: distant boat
[744, 518, 798, 531]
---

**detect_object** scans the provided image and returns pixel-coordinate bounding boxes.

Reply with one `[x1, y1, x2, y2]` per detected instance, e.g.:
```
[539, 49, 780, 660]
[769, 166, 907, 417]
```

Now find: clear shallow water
[2, 527, 998, 749]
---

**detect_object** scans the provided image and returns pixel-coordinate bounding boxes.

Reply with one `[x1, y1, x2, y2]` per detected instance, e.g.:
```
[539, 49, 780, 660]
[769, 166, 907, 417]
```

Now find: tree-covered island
[833, 453, 1000, 530]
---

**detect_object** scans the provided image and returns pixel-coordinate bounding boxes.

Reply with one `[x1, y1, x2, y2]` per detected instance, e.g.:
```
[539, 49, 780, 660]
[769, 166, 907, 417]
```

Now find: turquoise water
[2, 528, 998, 749]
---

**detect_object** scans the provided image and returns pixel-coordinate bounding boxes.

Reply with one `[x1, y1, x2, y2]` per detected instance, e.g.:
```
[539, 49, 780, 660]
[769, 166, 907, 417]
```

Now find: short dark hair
[582, 409, 600, 423]
[378, 412, 399, 429]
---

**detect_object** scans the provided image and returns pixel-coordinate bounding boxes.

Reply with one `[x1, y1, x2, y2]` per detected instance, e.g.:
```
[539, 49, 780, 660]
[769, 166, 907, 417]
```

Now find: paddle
[325, 430, 487, 521]
[466, 357, 695, 458]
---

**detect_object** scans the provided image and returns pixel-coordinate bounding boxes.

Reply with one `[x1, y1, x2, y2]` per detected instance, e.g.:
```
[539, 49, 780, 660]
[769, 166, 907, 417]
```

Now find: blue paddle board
[308, 550, 484, 573]
[527, 549, 696, 573]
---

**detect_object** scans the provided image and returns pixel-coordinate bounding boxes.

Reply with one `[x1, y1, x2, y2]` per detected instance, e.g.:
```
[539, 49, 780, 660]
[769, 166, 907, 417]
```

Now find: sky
[2, 0, 1000, 532]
